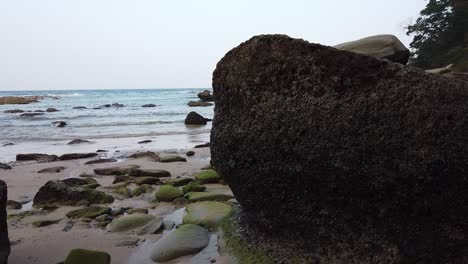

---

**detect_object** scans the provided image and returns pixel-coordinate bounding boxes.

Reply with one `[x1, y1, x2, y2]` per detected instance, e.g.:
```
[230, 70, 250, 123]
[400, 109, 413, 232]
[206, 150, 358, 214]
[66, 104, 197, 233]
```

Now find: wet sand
[2, 146, 234, 264]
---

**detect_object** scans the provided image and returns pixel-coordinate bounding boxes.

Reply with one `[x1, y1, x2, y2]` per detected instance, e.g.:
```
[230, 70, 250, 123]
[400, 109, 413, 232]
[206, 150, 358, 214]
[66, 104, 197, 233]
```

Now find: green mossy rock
[155, 185, 184, 202]
[32, 219, 61, 228]
[165, 177, 193, 187]
[113, 186, 132, 199]
[187, 192, 234, 202]
[134, 177, 159, 185]
[182, 182, 206, 193]
[159, 155, 187, 163]
[132, 184, 154, 197]
[64, 248, 111, 264]
[66, 206, 111, 219]
[183, 201, 232, 229]
[194, 170, 221, 184]
[107, 213, 156, 233]
[84, 178, 98, 184]
[150, 224, 210, 262]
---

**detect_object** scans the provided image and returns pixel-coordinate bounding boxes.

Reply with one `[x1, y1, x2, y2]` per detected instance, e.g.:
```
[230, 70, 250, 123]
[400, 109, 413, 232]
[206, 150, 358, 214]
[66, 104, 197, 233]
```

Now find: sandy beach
[3, 144, 235, 264]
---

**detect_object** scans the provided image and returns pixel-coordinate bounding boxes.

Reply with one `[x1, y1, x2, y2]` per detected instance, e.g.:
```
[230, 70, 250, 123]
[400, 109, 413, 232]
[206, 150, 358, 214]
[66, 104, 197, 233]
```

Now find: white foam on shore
[0, 133, 210, 162]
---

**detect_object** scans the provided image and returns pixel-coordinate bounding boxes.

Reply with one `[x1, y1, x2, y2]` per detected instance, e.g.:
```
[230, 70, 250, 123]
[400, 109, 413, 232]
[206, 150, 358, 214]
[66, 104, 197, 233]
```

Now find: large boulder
[334, 34, 410, 64]
[0, 181, 10, 264]
[33, 180, 114, 207]
[211, 35, 468, 263]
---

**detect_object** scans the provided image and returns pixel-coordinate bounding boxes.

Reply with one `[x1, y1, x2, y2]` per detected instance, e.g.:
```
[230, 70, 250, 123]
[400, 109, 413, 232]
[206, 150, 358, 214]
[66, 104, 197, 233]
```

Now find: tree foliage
[407, 0, 468, 70]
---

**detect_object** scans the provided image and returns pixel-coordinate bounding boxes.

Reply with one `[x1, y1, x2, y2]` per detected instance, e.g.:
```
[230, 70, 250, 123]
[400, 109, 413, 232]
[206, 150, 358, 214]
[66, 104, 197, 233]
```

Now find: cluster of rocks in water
[187, 90, 214, 107]
[211, 34, 468, 263]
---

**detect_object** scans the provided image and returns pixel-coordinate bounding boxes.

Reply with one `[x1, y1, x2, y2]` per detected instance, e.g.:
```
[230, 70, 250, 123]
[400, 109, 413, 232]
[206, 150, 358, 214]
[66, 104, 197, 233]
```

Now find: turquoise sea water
[0, 89, 213, 142]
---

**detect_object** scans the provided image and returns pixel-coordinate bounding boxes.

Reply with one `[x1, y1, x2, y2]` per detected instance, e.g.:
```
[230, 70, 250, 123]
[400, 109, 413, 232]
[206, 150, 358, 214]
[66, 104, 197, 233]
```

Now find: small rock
[72, 106, 87, 109]
[112, 175, 131, 184]
[94, 165, 140, 176]
[107, 213, 156, 233]
[85, 159, 117, 165]
[165, 177, 193, 187]
[185, 112, 207, 125]
[128, 151, 160, 161]
[3, 109, 23, 113]
[129, 168, 171, 178]
[2, 143, 14, 147]
[62, 220, 75, 232]
[187, 192, 234, 202]
[6, 200, 22, 209]
[182, 182, 206, 193]
[16, 153, 58, 163]
[134, 177, 159, 185]
[137, 140, 152, 144]
[0, 163, 11, 170]
[194, 142, 210, 148]
[96, 149, 108, 153]
[67, 139, 91, 145]
[110, 207, 124, 216]
[186, 151, 195, 157]
[111, 103, 124, 107]
[113, 186, 132, 199]
[32, 219, 62, 228]
[183, 201, 233, 229]
[37, 166, 66, 173]
[66, 206, 111, 219]
[194, 169, 221, 184]
[155, 185, 184, 202]
[20, 112, 43, 117]
[159, 155, 187, 163]
[59, 153, 98, 160]
[150, 224, 210, 262]
[135, 217, 163, 235]
[63, 248, 111, 264]
[132, 184, 154, 197]
[95, 214, 112, 222]
[45, 108, 59, 112]
[188, 101, 213, 107]
[52, 121, 67, 127]
[197, 90, 214, 101]
[141, 104, 157, 107]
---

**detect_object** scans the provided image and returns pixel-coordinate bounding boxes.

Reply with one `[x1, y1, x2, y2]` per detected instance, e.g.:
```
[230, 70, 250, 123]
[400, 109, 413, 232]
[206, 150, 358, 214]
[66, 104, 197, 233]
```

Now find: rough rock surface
[16, 153, 58, 163]
[0, 181, 10, 264]
[211, 35, 468, 263]
[334, 34, 410, 64]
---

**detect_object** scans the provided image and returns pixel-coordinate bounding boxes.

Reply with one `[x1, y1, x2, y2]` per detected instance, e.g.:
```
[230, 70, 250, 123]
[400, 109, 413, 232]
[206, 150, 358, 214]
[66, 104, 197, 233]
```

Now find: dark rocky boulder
[72, 106, 87, 109]
[52, 121, 67, 127]
[0, 181, 10, 264]
[211, 35, 468, 263]
[3, 109, 23, 113]
[0, 163, 11, 170]
[187, 101, 213, 107]
[45, 108, 59, 112]
[59, 153, 98, 160]
[197, 90, 214, 101]
[141, 104, 157, 107]
[33, 180, 113, 207]
[184, 112, 207, 125]
[16, 153, 58, 163]
[20, 112, 43, 117]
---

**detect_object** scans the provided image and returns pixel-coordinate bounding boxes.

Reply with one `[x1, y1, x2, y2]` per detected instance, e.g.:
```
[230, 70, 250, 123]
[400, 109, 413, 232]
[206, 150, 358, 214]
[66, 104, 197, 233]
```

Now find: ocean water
[0, 89, 213, 161]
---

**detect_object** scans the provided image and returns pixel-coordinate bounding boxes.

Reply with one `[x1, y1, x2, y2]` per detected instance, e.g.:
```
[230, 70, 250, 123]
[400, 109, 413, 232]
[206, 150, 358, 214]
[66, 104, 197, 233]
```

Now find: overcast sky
[0, 0, 426, 91]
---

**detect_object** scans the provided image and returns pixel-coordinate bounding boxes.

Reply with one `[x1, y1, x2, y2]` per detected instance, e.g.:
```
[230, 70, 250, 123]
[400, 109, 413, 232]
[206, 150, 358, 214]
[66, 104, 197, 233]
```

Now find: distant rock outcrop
[197, 90, 214, 102]
[334, 34, 410, 64]
[212, 35, 468, 263]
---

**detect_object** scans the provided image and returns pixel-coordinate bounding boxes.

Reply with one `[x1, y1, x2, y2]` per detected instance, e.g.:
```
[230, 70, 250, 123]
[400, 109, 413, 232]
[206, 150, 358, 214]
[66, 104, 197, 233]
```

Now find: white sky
[0, 0, 426, 91]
